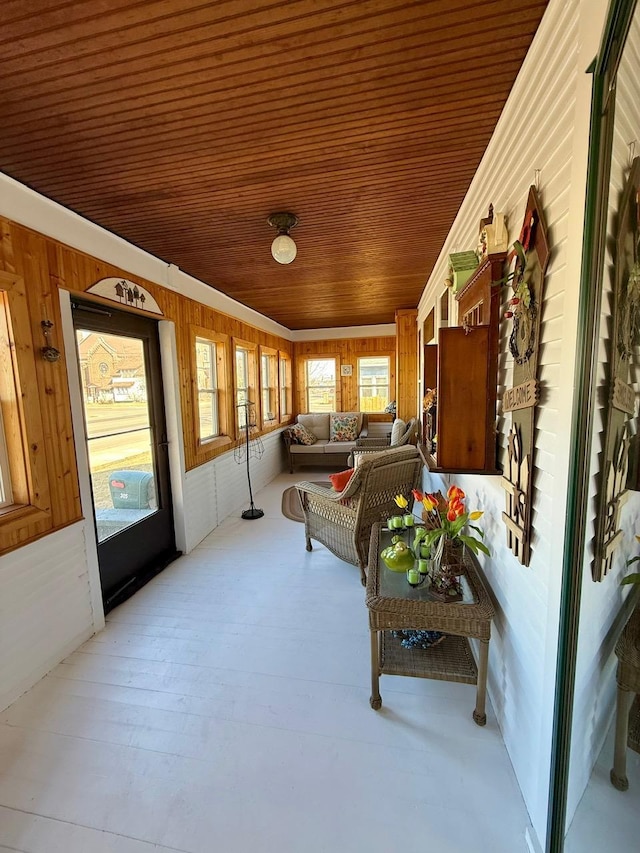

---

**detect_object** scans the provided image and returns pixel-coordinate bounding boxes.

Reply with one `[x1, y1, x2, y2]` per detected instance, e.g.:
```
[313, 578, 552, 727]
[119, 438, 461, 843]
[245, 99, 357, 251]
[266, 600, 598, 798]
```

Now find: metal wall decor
[593, 157, 640, 581]
[500, 186, 550, 566]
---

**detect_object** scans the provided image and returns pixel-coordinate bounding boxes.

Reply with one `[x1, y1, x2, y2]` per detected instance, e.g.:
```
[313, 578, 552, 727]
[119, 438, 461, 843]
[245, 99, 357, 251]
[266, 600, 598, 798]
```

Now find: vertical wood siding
[293, 336, 396, 415]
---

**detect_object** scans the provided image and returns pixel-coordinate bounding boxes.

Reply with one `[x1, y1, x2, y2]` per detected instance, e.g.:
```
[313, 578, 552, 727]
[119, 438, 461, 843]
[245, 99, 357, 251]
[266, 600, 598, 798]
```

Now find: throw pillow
[330, 414, 358, 442]
[328, 468, 354, 492]
[390, 417, 407, 446]
[289, 422, 317, 445]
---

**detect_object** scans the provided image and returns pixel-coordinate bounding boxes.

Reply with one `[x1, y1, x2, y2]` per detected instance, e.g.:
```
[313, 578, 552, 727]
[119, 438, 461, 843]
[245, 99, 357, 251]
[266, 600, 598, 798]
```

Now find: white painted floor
[0, 471, 534, 853]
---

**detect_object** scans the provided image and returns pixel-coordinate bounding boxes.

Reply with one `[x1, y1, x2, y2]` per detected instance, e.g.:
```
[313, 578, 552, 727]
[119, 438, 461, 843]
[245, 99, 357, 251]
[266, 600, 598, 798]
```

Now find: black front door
[73, 300, 179, 611]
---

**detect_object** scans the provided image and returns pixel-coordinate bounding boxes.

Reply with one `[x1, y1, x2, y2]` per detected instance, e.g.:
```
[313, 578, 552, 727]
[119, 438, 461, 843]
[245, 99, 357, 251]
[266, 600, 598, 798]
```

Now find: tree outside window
[306, 358, 336, 412]
[358, 356, 390, 412]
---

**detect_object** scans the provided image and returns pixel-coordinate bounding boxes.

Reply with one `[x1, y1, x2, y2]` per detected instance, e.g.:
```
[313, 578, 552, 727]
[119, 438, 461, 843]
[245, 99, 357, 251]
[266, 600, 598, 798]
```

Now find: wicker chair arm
[356, 436, 391, 448]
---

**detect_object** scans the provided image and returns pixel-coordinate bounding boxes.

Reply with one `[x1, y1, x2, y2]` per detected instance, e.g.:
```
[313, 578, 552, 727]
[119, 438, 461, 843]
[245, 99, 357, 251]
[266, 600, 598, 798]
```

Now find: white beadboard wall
[417, 0, 607, 843]
[567, 9, 640, 824]
[183, 429, 287, 553]
[0, 522, 95, 712]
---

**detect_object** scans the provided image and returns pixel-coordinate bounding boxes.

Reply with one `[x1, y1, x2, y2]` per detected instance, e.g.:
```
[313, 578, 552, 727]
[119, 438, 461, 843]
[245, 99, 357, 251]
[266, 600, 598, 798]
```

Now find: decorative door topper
[500, 186, 550, 567]
[85, 278, 163, 315]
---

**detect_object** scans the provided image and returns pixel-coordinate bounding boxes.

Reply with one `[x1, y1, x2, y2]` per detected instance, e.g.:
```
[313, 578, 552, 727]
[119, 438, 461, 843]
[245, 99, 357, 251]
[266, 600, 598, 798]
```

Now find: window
[357, 356, 390, 412]
[0, 270, 53, 547]
[279, 351, 292, 421]
[306, 358, 337, 412]
[190, 326, 230, 451]
[234, 340, 257, 436]
[196, 338, 219, 441]
[0, 412, 12, 508]
[260, 346, 278, 426]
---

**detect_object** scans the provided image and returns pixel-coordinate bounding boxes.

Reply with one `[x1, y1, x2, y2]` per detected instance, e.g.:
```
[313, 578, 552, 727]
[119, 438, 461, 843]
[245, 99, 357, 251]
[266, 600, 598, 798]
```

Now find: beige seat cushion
[290, 440, 329, 453]
[324, 440, 357, 453]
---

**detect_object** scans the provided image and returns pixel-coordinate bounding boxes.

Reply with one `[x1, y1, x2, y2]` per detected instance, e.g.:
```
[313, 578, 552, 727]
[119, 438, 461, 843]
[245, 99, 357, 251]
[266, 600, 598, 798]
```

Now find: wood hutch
[423, 253, 505, 474]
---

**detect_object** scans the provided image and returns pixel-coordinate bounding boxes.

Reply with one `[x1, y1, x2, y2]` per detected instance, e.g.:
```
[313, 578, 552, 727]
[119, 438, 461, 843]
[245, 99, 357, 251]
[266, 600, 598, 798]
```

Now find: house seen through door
[72, 300, 178, 612]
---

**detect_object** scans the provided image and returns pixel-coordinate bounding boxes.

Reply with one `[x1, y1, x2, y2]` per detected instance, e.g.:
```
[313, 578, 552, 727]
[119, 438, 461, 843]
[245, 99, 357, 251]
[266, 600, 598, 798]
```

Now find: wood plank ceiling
[0, 0, 548, 330]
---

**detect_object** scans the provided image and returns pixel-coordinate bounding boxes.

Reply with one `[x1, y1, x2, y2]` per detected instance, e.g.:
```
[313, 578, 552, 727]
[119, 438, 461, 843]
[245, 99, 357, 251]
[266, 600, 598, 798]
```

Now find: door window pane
[76, 330, 157, 542]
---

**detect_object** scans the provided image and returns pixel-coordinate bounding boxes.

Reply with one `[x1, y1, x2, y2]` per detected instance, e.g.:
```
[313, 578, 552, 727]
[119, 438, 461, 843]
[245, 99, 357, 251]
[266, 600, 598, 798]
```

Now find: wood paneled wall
[395, 308, 418, 422]
[0, 217, 293, 552]
[293, 336, 396, 418]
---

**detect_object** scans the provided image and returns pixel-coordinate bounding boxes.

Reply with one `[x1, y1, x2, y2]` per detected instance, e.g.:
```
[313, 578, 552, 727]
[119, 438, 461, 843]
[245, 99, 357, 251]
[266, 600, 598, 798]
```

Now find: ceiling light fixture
[267, 212, 298, 264]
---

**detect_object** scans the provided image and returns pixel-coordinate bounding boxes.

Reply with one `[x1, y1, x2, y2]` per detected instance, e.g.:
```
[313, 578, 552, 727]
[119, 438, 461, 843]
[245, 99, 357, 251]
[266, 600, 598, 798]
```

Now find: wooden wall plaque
[500, 186, 550, 567]
[593, 157, 640, 581]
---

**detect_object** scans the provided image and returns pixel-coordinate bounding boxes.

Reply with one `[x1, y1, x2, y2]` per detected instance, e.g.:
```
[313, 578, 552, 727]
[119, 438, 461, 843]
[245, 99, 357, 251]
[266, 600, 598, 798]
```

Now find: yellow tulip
[422, 495, 437, 512]
[394, 494, 408, 509]
[469, 510, 484, 520]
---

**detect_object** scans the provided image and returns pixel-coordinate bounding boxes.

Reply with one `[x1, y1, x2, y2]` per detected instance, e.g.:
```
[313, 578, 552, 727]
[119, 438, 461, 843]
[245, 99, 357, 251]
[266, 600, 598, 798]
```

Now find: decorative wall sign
[593, 157, 640, 581]
[502, 379, 539, 413]
[500, 186, 550, 567]
[86, 278, 163, 315]
[340, 364, 353, 376]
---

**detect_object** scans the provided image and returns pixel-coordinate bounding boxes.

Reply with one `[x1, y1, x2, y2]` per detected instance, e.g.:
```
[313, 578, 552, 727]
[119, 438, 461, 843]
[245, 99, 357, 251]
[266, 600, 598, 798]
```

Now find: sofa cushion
[330, 413, 359, 441]
[289, 422, 317, 445]
[328, 468, 354, 492]
[289, 439, 329, 453]
[324, 440, 357, 453]
[391, 417, 407, 446]
[298, 413, 330, 440]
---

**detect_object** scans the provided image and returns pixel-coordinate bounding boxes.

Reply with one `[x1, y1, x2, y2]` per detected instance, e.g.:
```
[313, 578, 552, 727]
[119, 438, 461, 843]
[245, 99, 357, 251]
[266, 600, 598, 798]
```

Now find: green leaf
[626, 555, 640, 566]
[459, 534, 490, 556]
[621, 573, 640, 585]
[513, 240, 526, 268]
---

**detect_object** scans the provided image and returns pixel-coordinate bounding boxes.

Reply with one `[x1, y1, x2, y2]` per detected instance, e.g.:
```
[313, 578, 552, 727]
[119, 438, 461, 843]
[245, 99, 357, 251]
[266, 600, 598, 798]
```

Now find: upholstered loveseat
[282, 412, 369, 472]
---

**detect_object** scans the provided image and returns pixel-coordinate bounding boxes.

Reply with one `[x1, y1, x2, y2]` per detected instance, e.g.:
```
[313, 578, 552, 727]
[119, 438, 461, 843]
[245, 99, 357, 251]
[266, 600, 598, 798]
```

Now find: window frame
[190, 326, 230, 450]
[233, 339, 258, 438]
[304, 356, 338, 413]
[278, 350, 293, 423]
[259, 345, 279, 428]
[0, 270, 52, 545]
[357, 355, 391, 413]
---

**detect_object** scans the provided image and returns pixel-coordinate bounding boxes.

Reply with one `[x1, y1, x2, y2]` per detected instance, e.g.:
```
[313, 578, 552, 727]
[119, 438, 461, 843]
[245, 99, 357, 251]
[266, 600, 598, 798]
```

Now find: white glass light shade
[271, 233, 297, 264]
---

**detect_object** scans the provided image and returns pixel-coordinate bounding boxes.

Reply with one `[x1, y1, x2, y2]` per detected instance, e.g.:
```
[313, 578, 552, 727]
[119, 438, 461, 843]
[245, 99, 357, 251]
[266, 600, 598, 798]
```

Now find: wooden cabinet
[426, 254, 504, 474]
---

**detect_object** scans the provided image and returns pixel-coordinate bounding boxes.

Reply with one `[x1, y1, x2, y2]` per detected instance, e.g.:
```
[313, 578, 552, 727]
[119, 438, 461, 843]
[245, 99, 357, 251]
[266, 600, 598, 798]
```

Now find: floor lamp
[234, 401, 264, 520]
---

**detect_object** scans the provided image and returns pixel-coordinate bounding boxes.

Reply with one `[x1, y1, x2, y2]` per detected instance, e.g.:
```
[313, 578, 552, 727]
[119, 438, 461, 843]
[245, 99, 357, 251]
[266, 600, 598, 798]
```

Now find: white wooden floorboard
[0, 470, 533, 853]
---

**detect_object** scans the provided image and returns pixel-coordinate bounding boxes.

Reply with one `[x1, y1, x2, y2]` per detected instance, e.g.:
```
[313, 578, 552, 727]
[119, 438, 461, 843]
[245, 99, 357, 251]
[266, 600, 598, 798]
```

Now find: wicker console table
[365, 523, 495, 725]
[610, 604, 640, 790]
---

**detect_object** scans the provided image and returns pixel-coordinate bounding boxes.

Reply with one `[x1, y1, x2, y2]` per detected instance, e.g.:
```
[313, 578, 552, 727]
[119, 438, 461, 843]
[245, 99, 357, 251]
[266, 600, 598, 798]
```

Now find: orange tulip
[447, 485, 465, 501]
[447, 508, 457, 522]
[412, 489, 424, 502]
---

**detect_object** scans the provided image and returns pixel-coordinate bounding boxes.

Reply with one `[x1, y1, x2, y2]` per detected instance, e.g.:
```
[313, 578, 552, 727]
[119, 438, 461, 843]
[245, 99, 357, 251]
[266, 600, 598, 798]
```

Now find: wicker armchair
[351, 417, 419, 466]
[295, 445, 423, 584]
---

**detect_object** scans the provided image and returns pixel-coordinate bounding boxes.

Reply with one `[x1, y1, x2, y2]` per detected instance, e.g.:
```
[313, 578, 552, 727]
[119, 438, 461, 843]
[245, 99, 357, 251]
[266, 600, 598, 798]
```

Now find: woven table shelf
[380, 631, 478, 684]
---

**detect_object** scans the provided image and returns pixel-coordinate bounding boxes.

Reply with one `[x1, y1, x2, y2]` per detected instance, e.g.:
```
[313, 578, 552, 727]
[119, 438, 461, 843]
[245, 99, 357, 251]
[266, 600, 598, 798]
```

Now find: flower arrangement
[412, 486, 490, 558]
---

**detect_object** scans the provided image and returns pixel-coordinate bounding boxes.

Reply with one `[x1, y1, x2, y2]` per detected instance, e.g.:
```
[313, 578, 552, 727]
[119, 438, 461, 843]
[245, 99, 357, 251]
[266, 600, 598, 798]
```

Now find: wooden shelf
[419, 442, 502, 475]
